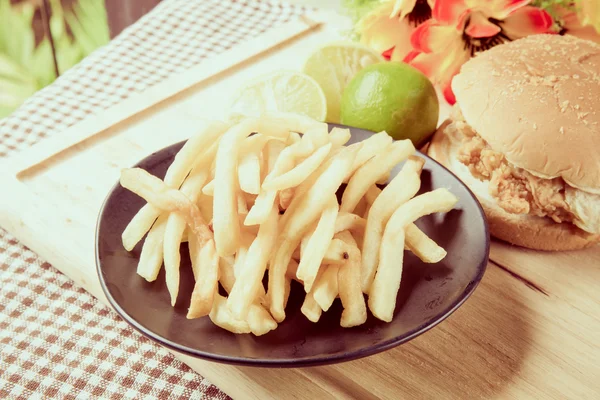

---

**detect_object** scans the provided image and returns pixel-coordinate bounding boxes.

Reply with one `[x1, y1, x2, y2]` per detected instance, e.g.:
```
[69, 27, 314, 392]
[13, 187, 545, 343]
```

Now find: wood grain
[1, 12, 599, 400]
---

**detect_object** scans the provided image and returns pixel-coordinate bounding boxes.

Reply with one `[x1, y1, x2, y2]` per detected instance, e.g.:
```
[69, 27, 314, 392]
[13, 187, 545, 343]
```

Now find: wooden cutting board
[1, 11, 600, 399]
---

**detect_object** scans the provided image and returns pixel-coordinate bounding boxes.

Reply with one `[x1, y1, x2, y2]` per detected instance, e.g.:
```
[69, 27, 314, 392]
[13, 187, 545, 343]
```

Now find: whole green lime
[340, 62, 439, 147]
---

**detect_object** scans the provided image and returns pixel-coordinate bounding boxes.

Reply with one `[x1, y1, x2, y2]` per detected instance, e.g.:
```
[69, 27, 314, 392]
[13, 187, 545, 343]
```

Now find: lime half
[302, 41, 383, 123]
[229, 71, 327, 122]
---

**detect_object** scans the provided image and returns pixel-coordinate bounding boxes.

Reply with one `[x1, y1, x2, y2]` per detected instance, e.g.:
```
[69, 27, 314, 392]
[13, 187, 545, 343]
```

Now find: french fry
[337, 231, 367, 327]
[165, 121, 229, 187]
[202, 180, 214, 196]
[263, 135, 314, 185]
[292, 237, 348, 265]
[279, 146, 359, 234]
[120, 121, 227, 250]
[287, 131, 301, 145]
[164, 213, 187, 305]
[283, 274, 292, 310]
[365, 185, 381, 205]
[376, 172, 390, 185]
[237, 194, 249, 217]
[120, 168, 193, 213]
[187, 239, 219, 318]
[213, 119, 260, 256]
[164, 168, 210, 305]
[278, 189, 294, 210]
[312, 265, 339, 312]
[361, 157, 424, 293]
[286, 258, 300, 281]
[244, 190, 277, 226]
[218, 256, 236, 293]
[322, 238, 350, 265]
[353, 197, 368, 219]
[301, 291, 322, 323]
[122, 204, 160, 252]
[188, 230, 201, 281]
[262, 111, 323, 135]
[351, 131, 394, 174]
[369, 189, 458, 322]
[232, 242, 248, 280]
[243, 140, 285, 225]
[227, 205, 278, 320]
[405, 224, 447, 263]
[303, 123, 329, 148]
[239, 133, 280, 159]
[197, 194, 213, 221]
[120, 168, 213, 246]
[209, 292, 251, 334]
[296, 196, 339, 292]
[137, 213, 168, 281]
[218, 253, 274, 335]
[213, 116, 295, 257]
[334, 212, 366, 234]
[238, 151, 261, 195]
[265, 140, 286, 171]
[341, 140, 415, 212]
[247, 304, 278, 336]
[262, 143, 332, 191]
[328, 127, 351, 148]
[268, 147, 359, 322]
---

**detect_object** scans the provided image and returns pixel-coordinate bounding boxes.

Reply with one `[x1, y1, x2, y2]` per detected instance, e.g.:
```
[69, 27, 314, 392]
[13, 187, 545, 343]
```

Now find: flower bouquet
[344, 0, 600, 103]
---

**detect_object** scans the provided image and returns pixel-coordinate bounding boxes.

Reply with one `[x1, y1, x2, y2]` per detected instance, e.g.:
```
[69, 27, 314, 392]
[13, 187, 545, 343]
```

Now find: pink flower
[356, 0, 435, 62]
[406, 0, 554, 103]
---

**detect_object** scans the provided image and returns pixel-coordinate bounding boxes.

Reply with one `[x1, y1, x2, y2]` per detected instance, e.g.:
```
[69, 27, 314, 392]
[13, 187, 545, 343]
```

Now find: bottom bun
[428, 121, 599, 251]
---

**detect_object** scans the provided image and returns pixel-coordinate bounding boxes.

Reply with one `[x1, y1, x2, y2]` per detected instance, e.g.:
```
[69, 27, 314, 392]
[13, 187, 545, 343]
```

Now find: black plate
[96, 125, 489, 367]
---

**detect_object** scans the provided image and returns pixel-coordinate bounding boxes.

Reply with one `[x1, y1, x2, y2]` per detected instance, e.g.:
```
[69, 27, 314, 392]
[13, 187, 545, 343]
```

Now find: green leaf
[0, 1, 36, 68]
[30, 39, 57, 88]
[50, 0, 67, 41]
[0, 53, 36, 86]
[0, 74, 38, 110]
[65, 0, 110, 55]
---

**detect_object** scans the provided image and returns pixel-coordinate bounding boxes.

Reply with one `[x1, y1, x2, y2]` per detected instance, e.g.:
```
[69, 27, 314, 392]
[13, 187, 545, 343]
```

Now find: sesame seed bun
[451, 34, 600, 194]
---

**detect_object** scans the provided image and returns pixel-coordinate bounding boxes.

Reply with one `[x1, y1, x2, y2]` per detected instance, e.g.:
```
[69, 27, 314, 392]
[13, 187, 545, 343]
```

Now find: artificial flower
[406, 0, 555, 103]
[356, 0, 435, 61]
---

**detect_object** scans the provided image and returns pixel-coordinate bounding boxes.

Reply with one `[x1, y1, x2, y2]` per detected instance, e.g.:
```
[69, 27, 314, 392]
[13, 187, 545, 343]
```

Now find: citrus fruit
[229, 71, 327, 122]
[340, 62, 439, 147]
[302, 41, 383, 123]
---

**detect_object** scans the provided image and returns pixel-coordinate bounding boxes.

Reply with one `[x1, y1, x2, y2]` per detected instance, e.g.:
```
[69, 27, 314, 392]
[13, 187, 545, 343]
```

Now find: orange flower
[356, 0, 435, 61]
[406, 0, 554, 103]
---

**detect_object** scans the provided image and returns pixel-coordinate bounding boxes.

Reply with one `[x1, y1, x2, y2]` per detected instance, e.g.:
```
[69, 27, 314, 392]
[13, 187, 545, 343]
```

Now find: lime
[340, 62, 439, 147]
[302, 41, 383, 123]
[229, 71, 327, 122]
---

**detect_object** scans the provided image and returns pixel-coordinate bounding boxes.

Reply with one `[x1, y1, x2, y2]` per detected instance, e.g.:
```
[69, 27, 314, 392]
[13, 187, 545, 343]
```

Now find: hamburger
[428, 34, 600, 251]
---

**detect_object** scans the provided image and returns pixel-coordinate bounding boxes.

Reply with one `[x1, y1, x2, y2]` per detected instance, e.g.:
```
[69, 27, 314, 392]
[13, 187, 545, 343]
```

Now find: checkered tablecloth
[0, 1, 304, 398]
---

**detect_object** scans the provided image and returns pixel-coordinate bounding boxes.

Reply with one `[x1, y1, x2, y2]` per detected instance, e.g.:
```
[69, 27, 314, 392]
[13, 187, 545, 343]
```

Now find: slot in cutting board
[1, 12, 600, 399]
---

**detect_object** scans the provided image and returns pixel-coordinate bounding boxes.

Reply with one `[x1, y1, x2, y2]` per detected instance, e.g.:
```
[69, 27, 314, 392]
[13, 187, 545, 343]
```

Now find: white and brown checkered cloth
[0, 1, 305, 398]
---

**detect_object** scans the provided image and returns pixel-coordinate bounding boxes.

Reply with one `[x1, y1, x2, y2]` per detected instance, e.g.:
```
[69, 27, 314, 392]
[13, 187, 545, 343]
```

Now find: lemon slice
[302, 41, 383, 123]
[229, 71, 327, 122]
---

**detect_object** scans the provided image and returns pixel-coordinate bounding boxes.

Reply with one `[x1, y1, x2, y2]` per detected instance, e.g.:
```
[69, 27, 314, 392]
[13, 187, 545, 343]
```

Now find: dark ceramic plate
[96, 125, 489, 367]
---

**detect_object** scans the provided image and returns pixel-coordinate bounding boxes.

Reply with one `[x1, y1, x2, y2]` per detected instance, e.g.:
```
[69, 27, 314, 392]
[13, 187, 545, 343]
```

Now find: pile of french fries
[119, 112, 458, 335]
